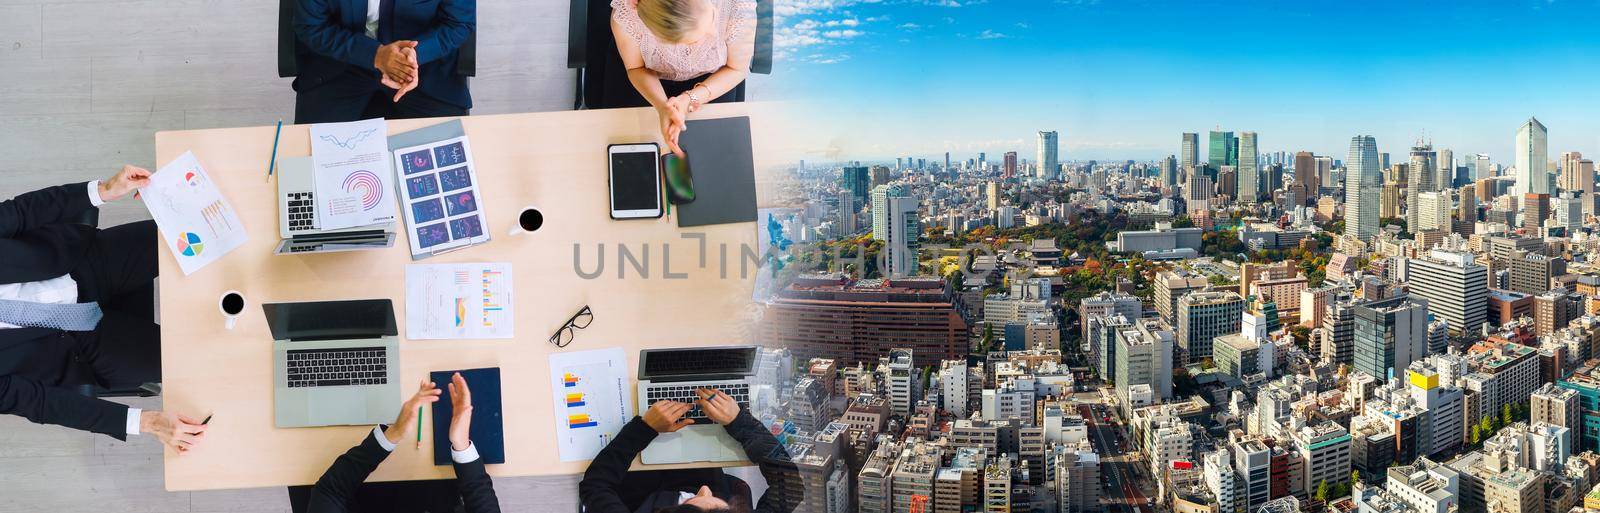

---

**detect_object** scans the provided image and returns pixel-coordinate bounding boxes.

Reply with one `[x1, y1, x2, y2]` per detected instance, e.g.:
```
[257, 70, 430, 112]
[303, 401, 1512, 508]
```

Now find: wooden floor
[0, 0, 769, 510]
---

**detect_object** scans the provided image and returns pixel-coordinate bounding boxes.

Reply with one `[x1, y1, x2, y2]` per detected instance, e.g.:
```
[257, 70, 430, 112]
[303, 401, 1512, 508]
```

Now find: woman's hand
[447, 372, 473, 451]
[656, 101, 689, 157]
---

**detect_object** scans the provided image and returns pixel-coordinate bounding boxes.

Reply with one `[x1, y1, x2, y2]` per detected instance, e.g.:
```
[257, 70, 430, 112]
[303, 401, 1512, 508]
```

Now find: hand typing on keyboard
[642, 400, 695, 433]
[694, 388, 740, 426]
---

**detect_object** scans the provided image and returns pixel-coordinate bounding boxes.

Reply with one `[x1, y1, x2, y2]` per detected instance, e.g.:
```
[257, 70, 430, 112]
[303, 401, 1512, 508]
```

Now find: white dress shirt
[365, 0, 380, 39]
[0, 182, 138, 434]
[369, 426, 481, 463]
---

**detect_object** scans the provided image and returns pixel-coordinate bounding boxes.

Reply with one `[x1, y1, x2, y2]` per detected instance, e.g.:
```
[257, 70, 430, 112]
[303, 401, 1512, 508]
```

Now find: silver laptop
[637, 346, 757, 464]
[265, 299, 401, 428]
[274, 156, 396, 255]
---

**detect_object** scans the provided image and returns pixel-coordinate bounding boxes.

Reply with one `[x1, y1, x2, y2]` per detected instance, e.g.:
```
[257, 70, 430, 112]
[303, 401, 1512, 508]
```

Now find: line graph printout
[310, 118, 397, 230]
[140, 151, 248, 275]
[404, 262, 514, 340]
[548, 348, 632, 462]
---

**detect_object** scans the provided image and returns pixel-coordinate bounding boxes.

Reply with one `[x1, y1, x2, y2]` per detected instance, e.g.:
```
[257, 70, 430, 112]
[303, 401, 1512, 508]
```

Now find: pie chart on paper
[176, 232, 204, 257]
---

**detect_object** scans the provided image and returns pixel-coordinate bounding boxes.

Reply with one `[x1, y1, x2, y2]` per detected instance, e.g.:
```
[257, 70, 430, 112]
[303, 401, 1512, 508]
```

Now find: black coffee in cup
[221, 292, 245, 315]
[519, 208, 544, 232]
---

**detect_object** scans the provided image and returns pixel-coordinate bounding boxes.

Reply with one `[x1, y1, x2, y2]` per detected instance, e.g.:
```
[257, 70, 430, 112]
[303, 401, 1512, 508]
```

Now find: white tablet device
[608, 143, 664, 220]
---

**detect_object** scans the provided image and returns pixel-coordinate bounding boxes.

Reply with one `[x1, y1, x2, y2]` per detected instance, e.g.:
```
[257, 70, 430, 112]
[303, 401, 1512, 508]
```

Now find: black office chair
[62, 206, 162, 400]
[566, 0, 774, 110]
[277, 0, 477, 78]
[288, 479, 466, 513]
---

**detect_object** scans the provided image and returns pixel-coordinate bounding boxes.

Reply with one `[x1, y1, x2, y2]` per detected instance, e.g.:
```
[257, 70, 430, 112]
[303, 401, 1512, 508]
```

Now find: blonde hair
[636, 0, 703, 43]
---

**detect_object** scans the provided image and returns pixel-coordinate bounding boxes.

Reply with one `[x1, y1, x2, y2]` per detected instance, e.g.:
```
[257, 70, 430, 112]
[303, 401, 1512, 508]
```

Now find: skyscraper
[1515, 117, 1549, 196]
[1037, 131, 1059, 180]
[1352, 295, 1428, 381]
[844, 166, 871, 204]
[871, 184, 908, 241]
[1293, 151, 1317, 206]
[1181, 132, 1199, 170]
[1474, 154, 1493, 181]
[1436, 148, 1454, 190]
[1560, 151, 1593, 194]
[1208, 130, 1237, 170]
[884, 196, 920, 278]
[1346, 136, 1381, 242]
[1237, 132, 1260, 204]
[1406, 142, 1436, 230]
[1161, 155, 1179, 191]
[1406, 249, 1487, 335]
[1002, 151, 1017, 179]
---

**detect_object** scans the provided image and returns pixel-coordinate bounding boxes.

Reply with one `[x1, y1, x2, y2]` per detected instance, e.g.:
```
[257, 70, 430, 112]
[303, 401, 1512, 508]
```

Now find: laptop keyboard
[286, 347, 388, 388]
[644, 383, 750, 423]
[287, 191, 316, 232]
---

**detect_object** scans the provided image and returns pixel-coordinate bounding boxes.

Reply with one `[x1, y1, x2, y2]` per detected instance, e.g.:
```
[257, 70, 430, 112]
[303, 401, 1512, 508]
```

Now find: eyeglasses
[549, 305, 593, 348]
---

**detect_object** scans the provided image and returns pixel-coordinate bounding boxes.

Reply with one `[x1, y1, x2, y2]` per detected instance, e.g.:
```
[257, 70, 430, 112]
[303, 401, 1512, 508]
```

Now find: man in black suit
[579, 389, 798, 513]
[307, 372, 499, 513]
[0, 166, 207, 451]
[292, 0, 476, 123]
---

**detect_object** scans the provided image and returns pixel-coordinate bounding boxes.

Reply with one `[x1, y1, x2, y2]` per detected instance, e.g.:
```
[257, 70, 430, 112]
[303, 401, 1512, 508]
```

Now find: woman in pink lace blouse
[610, 0, 757, 156]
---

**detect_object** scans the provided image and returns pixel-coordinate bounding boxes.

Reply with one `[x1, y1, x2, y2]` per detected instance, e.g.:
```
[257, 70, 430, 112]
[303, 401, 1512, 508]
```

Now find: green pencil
[416, 406, 423, 449]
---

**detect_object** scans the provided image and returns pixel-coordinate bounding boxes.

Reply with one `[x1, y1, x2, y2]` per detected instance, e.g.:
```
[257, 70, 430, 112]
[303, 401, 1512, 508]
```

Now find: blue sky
[769, 0, 1600, 164]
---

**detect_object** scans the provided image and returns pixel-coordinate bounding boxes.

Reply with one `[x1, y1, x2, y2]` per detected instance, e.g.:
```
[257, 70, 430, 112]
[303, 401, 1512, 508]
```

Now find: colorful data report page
[404, 263, 515, 340]
[392, 136, 489, 257]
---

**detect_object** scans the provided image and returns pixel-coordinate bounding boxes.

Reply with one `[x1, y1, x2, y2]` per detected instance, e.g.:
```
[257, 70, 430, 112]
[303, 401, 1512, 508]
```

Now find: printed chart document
[310, 118, 398, 230]
[548, 348, 632, 462]
[141, 151, 248, 275]
[404, 262, 514, 340]
[393, 135, 490, 258]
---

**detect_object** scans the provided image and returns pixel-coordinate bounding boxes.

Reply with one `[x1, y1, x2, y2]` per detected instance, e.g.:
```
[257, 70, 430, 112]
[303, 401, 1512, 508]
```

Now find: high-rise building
[1292, 151, 1317, 206]
[884, 196, 920, 278]
[1522, 193, 1549, 233]
[870, 184, 907, 241]
[1474, 154, 1493, 181]
[985, 181, 1000, 211]
[1037, 131, 1059, 180]
[1001, 151, 1017, 179]
[1161, 155, 1179, 191]
[1437, 148, 1454, 189]
[836, 191, 858, 235]
[1347, 136, 1382, 242]
[1177, 291, 1245, 364]
[1515, 117, 1549, 197]
[1208, 130, 1237, 170]
[1531, 382, 1581, 449]
[1237, 132, 1260, 204]
[1415, 191, 1450, 232]
[885, 348, 916, 418]
[1407, 142, 1437, 230]
[1353, 295, 1429, 381]
[1154, 269, 1209, 322]
[1560, 152, 1595, 195]
[1113, 318, 1174, 409]
[1507, 249, 1565, 295]
[1405, 249, 1487, 335]
[1181, 132, 1200, 170]
[844, 166, 871, 204]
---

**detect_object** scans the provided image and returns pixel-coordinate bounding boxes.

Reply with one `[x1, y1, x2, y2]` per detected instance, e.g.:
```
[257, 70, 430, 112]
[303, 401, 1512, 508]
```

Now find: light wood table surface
[154, 103, 773, 491]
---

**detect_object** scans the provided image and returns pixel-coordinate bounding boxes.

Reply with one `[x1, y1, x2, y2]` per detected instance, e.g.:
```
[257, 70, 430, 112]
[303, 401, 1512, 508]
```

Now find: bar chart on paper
[404, 262, 515, 339]
[548, 348, 632, 462]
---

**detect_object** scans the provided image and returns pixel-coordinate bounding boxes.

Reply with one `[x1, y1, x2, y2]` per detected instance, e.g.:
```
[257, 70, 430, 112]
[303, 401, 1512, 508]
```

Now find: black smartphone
[662, 152, 696, 205]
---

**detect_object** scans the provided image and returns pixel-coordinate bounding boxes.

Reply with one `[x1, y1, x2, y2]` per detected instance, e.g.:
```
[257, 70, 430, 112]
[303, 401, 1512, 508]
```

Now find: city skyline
[772, 0, 1600, 162]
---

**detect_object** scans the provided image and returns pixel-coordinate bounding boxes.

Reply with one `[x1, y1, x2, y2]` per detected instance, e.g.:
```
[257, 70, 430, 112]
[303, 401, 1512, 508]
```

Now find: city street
[1077, 394, 1157, 513]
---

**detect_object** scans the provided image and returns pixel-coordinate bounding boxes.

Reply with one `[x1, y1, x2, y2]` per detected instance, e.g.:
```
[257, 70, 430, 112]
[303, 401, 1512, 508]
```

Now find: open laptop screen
[640, 347, 757, 380]
[263, 299, 398, 342]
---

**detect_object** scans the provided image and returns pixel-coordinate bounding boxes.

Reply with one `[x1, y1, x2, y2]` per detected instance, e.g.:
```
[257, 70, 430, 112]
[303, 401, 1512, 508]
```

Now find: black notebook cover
[430, 367, 505, 465]
[676, 116, 758, 227]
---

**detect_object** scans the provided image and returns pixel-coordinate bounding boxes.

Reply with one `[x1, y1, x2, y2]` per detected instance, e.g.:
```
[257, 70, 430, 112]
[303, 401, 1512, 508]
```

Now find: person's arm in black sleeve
[307, 427, 395, 513]
[0, 182, 93, 238]
[449, 442, 501, 513]
[0, 374, 130, 440]
[578, 416, 659, 513]
[723, 411, 800, 513]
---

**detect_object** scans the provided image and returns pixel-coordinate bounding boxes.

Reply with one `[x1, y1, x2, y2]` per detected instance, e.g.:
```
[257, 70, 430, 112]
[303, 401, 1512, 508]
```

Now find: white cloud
[1015, 22, 1030, 29]
[823, 18, 860, 27]
[898, 22, 922, 30]
[823, 29, 864, 38]
[976, 29, 1007, 39]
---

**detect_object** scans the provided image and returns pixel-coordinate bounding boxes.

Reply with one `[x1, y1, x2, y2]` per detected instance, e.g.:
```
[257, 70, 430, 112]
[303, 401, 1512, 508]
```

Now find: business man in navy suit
[293, 0, 475, 123]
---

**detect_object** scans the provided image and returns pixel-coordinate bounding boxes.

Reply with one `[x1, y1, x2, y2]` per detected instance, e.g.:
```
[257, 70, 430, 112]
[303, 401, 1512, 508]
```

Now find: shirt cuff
[87, 180, 107, 207]
[372, 426, 397, 452]
[451, 441, 480, 464]
[126, 408, 142, 435]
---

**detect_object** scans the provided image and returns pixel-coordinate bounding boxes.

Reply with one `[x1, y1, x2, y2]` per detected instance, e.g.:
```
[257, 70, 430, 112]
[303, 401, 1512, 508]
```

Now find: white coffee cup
[220, 290, 245, 330]
[508, 205, 544, 236]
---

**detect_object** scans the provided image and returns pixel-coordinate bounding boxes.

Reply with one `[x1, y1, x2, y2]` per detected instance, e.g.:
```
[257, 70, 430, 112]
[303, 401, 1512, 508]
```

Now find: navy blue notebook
[430, 367, 505, 465]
